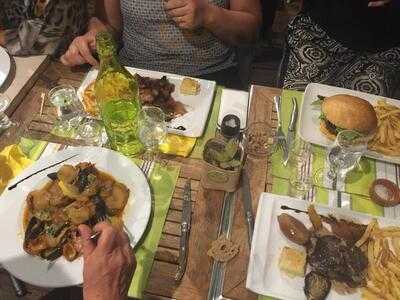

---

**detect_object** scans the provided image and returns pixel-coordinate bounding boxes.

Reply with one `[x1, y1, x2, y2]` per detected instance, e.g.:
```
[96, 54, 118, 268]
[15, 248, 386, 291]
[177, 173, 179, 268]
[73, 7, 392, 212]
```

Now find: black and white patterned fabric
[118, 0, 236, 77]
[282, 14, 400, 98]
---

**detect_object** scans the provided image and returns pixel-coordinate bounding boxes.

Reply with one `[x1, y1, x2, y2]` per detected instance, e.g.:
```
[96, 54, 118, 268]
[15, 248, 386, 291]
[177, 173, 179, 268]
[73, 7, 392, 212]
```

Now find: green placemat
[128, 162, 180, 299]
[270, 89, 398, 209]
[258, 87, 393, 300]
[189, 86, 222, 159]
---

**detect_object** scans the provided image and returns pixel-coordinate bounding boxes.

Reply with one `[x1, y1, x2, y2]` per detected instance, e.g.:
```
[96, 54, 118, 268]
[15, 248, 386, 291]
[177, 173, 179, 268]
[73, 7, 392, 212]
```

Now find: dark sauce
[280, 205, 308, 214]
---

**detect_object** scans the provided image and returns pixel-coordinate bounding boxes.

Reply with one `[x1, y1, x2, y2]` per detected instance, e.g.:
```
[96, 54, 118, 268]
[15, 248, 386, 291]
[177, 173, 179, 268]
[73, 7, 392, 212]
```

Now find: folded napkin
[0, 138, 48, 194]
[0, 145, 32, 194]
[128, 162, 180, 299]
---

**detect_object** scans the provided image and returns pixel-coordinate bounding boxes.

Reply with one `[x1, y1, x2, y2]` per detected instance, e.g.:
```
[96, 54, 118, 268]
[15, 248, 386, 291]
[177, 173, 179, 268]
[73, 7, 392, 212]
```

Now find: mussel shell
[91, 194, 107, 219]
[24, 217, 44, 243]
[41, 247, 63, 261]
[76, 166, 97, 192]
[47, 172, 58, 181]
[304, 272, 331, 300]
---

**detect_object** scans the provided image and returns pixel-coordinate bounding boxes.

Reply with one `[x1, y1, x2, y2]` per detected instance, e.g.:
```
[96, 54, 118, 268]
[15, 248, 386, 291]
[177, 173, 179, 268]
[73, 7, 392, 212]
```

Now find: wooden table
[0, 59, 279, 300]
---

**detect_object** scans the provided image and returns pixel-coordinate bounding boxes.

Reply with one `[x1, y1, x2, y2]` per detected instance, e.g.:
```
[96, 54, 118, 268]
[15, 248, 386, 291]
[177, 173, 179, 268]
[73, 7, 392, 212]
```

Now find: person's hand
[164, 0, 211, 30]
[79, 222, 136, 300]
[368, 0, 391, 7]
[60, 31, 98, 67]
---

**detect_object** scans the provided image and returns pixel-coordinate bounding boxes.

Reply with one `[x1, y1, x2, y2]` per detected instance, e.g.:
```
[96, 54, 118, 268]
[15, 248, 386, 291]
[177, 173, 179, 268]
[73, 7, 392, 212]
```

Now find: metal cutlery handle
[245, 212, 254, 246]
[9, 273, 26, 297]
[288, 97, 298, 131]
[274, 96, 282, 127]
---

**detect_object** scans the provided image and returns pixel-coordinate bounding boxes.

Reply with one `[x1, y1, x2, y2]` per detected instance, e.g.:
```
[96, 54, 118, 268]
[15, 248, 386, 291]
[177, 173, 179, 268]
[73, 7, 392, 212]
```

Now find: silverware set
[273, 95, 299, 166]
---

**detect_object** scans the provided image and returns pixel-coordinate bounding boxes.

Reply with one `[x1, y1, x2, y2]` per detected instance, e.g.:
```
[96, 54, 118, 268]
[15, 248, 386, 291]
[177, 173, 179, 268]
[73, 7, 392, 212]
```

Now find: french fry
[369, 100, 400, 156]
[356, 219, 378, 247]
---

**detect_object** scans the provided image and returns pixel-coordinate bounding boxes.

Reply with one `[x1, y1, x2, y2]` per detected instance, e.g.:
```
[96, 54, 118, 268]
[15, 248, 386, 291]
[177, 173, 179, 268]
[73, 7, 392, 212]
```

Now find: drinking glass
[326, 130, 370, 182]
[48, 85, 83, 137]
[288, 138, 313, 198]
[0, 93, 17, 132]
[138, 106, 167, 160]
[244, 122, 276, 158]
[75, 118, 104, 146]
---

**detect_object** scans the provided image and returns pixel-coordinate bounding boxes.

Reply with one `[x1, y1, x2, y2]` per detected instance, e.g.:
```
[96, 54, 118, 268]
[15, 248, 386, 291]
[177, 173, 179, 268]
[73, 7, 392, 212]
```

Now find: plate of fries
[357, 219, 400, 300]
[300, 83, 400, 165]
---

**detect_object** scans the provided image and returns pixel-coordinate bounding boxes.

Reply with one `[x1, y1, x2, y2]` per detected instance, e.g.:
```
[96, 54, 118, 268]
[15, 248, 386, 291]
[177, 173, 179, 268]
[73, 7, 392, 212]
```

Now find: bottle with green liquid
[94, 31, 143, 156]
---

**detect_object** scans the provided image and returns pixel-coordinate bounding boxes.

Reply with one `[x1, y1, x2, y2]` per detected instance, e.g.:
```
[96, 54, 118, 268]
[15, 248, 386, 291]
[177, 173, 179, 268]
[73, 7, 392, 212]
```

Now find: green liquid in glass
[101, 99, 143, 156]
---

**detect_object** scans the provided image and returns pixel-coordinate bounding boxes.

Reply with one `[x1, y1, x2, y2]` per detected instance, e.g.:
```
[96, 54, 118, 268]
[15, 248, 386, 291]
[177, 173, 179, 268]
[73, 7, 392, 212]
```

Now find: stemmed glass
[0, 93, 17, 133]
[313, 130, 371, 186]
[48, 85, 83, 137]
[48, 85, 104, 145]
[326, 130, 371, 181]
[138, 106, 167, 160]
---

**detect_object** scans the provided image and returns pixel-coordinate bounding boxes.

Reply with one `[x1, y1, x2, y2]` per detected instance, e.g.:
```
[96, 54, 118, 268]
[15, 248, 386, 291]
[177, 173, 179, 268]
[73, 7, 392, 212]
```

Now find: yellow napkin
[159, 134, 196, 157]
[0, 145, 33, 194]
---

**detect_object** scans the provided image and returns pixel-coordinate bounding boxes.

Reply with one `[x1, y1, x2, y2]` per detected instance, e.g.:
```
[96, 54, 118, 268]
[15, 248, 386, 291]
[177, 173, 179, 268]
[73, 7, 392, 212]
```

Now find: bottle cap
[221, 114, 241, 139]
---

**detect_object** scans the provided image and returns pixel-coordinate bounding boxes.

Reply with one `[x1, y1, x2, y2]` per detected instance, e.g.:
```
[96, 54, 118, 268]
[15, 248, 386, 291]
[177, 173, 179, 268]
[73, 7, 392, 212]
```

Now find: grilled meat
[135, 74, 186, 120]
[321, 215, 367, 244]
[304, 271, 331, 300]
[307, 235, 367, 287]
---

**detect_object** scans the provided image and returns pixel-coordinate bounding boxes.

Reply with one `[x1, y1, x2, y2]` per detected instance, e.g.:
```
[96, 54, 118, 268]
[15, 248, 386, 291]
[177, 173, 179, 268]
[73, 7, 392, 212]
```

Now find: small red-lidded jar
[370, 179, 400, 207]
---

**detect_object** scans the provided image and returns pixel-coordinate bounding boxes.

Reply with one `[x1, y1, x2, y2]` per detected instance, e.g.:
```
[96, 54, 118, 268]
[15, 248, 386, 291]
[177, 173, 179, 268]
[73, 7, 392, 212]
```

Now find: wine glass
[0, 93, 17, 133]
[48, 85, 83, 137]
[326, 130, 371, 181]
[138, 106, 167, 160]
[313, 130, 371, 186]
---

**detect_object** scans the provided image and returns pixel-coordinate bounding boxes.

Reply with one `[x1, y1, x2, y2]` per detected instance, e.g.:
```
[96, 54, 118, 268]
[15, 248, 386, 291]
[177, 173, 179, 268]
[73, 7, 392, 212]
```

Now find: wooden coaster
[207, 236, 240, 262]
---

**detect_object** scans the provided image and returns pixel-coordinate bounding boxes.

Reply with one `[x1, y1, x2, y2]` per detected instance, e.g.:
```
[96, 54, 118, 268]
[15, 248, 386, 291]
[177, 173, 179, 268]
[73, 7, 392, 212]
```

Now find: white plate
[0, 147, 151, 288]
[299, 83, 400, 165]
[246, 193, 400, 300]
[77, 67, 216, 138]
[0, 46, 11, 88]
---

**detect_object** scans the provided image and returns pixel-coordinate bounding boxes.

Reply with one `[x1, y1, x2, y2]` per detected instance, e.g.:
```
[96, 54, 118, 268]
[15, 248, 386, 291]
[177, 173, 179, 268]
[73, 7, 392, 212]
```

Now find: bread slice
[278, 246, 306, 278]
[321, 94, 377, 134]
[180, 78, 200, 95]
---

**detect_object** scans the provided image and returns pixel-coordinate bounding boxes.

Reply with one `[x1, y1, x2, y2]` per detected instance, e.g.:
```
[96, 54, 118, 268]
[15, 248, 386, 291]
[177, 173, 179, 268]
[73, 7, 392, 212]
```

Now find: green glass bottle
[94, 32, 143, 156]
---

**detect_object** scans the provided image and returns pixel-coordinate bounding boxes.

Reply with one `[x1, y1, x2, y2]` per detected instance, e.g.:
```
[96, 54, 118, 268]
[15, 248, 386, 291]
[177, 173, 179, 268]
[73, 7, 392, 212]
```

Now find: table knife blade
[175, 179, 192, 281]
[241, 170, 254, 247]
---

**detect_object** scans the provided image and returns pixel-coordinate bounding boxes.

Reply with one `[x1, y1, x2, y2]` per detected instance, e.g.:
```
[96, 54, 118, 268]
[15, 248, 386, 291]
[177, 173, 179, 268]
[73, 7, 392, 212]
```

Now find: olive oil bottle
[94, 31, 143, 156]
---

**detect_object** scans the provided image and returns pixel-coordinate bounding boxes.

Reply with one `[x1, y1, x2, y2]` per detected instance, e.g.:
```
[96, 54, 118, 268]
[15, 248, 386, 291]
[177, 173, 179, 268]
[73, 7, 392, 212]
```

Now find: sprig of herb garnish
[311, 95, 326, 106]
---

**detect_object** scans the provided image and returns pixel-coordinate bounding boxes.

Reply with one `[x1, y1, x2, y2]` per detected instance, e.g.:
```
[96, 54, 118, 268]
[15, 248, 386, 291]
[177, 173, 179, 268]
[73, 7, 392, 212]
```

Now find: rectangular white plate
[246, 193, 400, 300]
[77, 67, 216, 137]
[299, 83, 400, 165]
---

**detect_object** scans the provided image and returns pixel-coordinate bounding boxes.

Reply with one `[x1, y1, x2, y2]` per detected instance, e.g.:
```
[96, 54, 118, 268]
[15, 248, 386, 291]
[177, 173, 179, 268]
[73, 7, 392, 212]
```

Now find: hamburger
[316, 94, 378, 140]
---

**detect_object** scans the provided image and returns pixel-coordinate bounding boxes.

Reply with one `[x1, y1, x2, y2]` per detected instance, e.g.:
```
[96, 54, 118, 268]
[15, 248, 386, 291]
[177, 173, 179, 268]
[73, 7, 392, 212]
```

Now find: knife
[175, 179, 192, 281]
[241, 169, 254, 247]
[283, 97, 298, 166]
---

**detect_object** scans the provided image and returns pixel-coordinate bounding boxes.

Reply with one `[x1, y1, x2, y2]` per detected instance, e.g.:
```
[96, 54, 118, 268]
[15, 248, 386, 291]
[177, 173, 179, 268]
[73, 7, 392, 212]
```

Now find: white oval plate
[77, 67, 216, 137]
[0, 46, 11, 88]
[0, 147, 151, 288]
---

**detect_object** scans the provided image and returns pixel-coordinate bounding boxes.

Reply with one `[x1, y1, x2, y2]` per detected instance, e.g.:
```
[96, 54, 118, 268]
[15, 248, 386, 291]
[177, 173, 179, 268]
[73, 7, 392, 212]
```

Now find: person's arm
[61, 0, 122, 67]
[164, 0, 262, 45]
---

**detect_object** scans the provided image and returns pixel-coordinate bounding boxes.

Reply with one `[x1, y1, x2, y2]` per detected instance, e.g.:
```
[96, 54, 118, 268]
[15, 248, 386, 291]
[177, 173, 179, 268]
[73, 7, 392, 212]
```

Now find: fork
[273, 96, 288, 160]
[141, 159, 153, 178]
